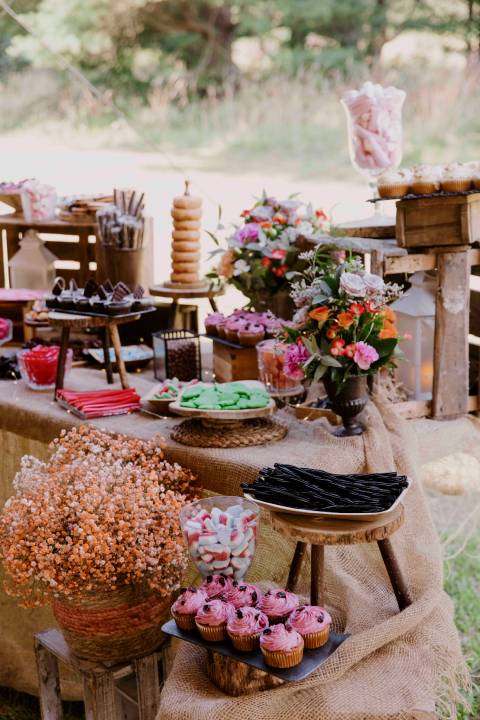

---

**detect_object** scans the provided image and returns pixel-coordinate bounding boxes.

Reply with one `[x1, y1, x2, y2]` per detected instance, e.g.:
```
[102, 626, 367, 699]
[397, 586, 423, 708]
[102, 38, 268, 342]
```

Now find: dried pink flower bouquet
[0, 426, 198, 607]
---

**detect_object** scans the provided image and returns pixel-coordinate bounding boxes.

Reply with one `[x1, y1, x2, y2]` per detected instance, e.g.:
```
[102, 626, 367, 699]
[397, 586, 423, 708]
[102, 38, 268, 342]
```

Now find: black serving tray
[50, 307, 155, 320]
[369, 188, 480, 203]
[205, 334, 258, 350]
[161, 619, 349, 682]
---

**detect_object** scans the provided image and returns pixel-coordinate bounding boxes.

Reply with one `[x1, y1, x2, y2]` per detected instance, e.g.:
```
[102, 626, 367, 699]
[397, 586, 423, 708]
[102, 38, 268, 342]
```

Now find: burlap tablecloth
[0, 368, 474, 712]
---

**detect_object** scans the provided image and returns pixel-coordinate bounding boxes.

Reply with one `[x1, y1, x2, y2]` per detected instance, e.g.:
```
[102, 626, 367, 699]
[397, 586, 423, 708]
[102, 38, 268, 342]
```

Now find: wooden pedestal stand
[272, 505, 412, 612]
[48, 311, 141, 395]
[149, 284, 224, 329]
[34, 628, 169, 720]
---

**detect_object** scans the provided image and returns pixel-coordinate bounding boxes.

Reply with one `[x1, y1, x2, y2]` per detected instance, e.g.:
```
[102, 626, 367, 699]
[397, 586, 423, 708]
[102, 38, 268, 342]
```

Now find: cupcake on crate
[216, 316, 228, 339]
[237, 322, 265, 347]
[225, 317, 247, 344]
[410, 164, 441, 195]
[260, 624, 304, 668]
[467, 161, 480, 190]
[377, 168, 412, 198]
[286, 605, 332, 649]
[440, 162, 472, 193]
[224, 581, 262, 609]
[227, 606, 269, 651]
[195, 598, 234, 642]
[204, 312, 225, 337]
[171, 587, 208, 631]
[258, 588, 299, 624]
[201, 573, 233, 599]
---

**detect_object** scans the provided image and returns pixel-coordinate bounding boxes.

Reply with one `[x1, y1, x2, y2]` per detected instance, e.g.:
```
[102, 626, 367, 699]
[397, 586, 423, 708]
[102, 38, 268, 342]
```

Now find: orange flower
[337, 311, 354, 329]
[260, 221, 272, 229]
[383, 307, 396, 323]
[309, 306, 330, 324]
[379, 320, 398, 339]
[326, 327, 337, 339]
[273, 213, 287, 225]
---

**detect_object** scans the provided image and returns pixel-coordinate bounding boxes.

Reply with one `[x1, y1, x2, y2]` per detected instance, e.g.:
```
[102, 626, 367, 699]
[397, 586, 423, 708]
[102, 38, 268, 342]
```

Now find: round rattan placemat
[171, 418, 288, 448]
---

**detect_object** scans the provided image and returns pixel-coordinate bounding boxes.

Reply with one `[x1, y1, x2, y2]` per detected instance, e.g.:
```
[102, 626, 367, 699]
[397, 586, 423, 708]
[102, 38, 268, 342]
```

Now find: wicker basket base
[171, 418, 288, 448]
[52, 585, 170, 663]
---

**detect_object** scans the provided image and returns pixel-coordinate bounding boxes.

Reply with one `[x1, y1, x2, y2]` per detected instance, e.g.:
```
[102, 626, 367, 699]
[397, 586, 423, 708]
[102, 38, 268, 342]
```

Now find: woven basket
[52, 583, 169, 663]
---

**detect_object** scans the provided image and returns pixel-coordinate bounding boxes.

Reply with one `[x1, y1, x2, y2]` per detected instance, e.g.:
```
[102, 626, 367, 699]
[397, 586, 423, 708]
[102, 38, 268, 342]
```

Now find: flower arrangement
[0, 426, 199, 607]
[208, 191, 329, 307]
[283, 250, 405, 389]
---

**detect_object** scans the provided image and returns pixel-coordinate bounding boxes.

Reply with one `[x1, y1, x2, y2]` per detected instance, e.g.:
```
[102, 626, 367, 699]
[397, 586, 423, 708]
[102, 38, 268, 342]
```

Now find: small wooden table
[271, 505, 412, 611]
[49, 311, 141, 393]
[34, 629, 167, 720]
[149, 283, 224, 328]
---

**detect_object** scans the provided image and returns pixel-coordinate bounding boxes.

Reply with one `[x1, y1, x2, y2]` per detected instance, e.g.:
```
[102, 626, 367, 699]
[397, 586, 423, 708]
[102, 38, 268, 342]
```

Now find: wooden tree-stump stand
[271, 505, 412, 611]
[34, 629, 170, 720]
[48, 311, 141, 395]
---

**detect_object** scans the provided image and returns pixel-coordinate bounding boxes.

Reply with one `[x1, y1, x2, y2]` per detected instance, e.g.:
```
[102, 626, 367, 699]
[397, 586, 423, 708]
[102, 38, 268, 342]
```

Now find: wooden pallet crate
[396, 193, 480, 248]
[212, 338, 259, 383]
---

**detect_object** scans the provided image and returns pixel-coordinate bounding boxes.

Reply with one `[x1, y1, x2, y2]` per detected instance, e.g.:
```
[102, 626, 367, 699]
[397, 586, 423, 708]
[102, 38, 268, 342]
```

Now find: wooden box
[212, 338, 258, 383]
[396, 193, 480, 248]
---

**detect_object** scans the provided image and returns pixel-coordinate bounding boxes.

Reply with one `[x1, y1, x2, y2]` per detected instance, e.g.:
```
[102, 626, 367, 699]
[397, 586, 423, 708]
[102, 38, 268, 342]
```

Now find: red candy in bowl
[18, 345, 73, 390]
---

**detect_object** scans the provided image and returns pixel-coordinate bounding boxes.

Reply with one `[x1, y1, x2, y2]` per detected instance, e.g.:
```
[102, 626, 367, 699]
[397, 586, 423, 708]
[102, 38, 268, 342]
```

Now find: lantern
[8, 229, 57, 290]
[392, 272, 436, 400]
[152, 329, 202, 382]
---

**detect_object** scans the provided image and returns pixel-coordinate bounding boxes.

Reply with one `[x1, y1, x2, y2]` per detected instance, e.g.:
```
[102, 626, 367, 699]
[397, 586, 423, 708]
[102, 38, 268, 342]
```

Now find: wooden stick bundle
[97, 189, 145, 250]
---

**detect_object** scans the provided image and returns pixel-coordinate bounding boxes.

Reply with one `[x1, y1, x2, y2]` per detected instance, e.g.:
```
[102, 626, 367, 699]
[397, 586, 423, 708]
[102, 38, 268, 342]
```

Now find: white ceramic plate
[243, 477, 412, 522]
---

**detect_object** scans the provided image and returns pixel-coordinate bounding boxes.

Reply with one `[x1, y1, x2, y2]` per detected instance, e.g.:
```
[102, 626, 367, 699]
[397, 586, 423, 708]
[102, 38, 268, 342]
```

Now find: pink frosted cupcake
[204, 312, 225, 336]
[225, 317, 247, 343]
[195, 599, 234, 642]
[201, 573, 233, 599]
[260, 624, 304, 668]
[216, 317, 227, 339]
[171, 587, 208, 631]
[258, 589, 299, 624]
[286, 605, 332, 649]
[237, 322, 265, 347]
[224, 581, 262, 609]
[227, 606, 269, 651]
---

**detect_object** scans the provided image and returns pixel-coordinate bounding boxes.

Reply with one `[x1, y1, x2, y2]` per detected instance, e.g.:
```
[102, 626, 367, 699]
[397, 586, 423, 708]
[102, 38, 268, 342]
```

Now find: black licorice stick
[252, 473, 399, 502]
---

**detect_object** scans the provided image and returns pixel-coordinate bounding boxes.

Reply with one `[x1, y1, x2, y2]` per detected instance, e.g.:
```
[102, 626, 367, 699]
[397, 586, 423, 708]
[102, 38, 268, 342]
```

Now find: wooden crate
[396, 193, 480, 247]
[212, 339, 258, 383]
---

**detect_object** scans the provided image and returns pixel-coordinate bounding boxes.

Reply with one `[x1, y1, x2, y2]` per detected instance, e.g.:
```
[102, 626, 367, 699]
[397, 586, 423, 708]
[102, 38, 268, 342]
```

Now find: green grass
[444, 533, 480, 719]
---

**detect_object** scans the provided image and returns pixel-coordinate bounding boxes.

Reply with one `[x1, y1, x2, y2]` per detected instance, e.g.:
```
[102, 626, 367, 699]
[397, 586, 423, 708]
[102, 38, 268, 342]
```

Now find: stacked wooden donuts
[167, 181, 205, 288]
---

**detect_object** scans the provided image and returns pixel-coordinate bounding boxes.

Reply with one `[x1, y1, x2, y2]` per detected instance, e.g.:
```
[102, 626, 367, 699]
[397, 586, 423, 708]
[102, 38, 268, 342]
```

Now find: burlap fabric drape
[156, 398, 469, 720]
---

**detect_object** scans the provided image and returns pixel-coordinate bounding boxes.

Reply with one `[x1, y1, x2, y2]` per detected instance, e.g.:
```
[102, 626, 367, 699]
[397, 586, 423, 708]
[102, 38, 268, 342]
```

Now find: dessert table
[0, 366, 474, 716]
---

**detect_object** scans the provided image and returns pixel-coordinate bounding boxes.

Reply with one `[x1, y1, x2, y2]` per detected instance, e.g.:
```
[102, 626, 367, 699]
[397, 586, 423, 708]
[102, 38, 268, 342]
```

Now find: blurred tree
[1, 0, 478, 98]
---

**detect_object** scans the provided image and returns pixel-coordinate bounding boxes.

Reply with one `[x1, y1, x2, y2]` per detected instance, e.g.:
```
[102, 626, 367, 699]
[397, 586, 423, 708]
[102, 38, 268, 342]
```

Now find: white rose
[233, 259, 250, 276]
[339, 272, 366, 297]
[363, 273, 384, 294]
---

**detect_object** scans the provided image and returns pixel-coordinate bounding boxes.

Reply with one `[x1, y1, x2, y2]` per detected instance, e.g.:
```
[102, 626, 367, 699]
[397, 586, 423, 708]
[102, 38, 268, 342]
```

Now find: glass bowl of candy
[180, 496, 260, 582]
[0, 318, 13, 347]
[256, 339, 303, 398]
[18, 345, 73, 390]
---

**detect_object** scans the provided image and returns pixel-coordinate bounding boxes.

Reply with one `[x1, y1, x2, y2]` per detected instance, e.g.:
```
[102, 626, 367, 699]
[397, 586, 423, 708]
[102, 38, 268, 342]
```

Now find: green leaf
[313, 363, 328, 383]
[369, 337, 398, 358]
[321, 355, 342, 368]
[205, 230, 220, 247]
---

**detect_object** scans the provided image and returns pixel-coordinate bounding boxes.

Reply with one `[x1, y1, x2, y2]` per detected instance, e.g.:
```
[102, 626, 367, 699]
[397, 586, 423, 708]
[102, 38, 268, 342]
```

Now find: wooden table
[271, 505, 412, 611]
[49, 311, 141, 393]
[0, 214, 97, 288]
[149, 283, 224, 328]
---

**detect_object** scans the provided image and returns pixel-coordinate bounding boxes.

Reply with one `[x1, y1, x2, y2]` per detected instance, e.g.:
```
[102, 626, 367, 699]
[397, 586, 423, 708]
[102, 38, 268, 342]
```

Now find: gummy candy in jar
[179, 496, 260, 582]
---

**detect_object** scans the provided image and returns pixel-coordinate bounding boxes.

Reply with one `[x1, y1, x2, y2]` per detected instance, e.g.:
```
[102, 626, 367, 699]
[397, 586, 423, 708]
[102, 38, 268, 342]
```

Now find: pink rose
[284, 342, 310, 380]
[353, 341, 379, 371]
[339, 272, 366, 297]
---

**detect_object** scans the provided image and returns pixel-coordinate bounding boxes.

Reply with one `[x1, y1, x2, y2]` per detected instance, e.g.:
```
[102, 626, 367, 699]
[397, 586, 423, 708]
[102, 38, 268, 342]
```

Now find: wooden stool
[34, 629, 169, 720]
[271, 505, 412, 611]
[49, 311, 141, 394]
[149, 284, 224, 329]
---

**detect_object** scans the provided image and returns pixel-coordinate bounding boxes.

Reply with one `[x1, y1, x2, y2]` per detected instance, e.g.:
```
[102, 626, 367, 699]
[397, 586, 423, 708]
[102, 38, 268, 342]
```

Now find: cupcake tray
[47, 306, 155, 320]
[206, 334, 258, 350]
[161, 619, 349, 682]
[369, 188, 480, 203]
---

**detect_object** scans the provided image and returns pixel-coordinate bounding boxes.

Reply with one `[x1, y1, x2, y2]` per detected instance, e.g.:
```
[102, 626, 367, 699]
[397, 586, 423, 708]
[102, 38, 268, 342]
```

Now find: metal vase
[323, 374, 369, 437]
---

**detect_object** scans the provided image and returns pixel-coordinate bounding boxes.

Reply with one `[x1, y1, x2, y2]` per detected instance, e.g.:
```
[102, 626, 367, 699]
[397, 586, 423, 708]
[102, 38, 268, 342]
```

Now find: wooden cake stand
[168, 398, 287, 448]
[149, 283, 224, 328]
[271, 504, 412, 612]
[49, 311, 141, 395]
